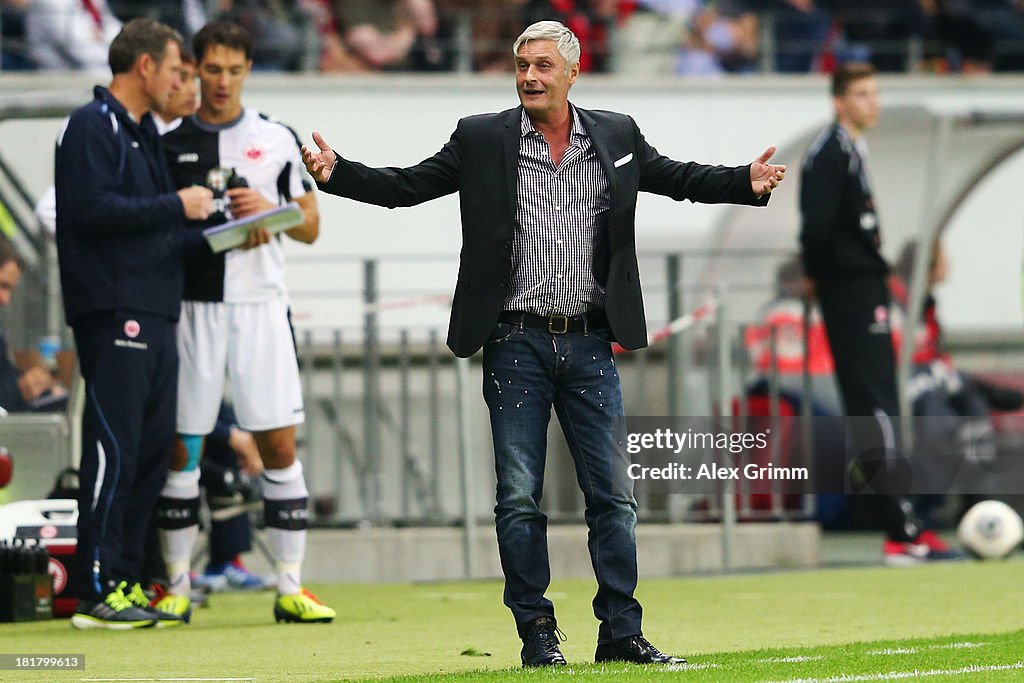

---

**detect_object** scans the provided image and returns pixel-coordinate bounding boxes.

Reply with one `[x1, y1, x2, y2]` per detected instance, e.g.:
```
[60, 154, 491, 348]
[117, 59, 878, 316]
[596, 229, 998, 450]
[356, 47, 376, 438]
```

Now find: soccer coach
[56, 18, 212, 629]
[304, 20, 784, 666]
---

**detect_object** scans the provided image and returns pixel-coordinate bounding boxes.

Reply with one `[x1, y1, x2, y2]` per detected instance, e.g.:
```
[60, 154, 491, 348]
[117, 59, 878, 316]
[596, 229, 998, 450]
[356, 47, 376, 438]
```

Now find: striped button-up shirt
[505, 106, 611, 316]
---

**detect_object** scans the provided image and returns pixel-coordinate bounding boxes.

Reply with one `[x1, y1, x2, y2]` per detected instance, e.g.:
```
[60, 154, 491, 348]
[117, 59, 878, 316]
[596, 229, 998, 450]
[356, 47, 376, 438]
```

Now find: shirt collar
[94, 85, 155, 133]
[520, 104, 587, 140]
[94, 85, 129, 120]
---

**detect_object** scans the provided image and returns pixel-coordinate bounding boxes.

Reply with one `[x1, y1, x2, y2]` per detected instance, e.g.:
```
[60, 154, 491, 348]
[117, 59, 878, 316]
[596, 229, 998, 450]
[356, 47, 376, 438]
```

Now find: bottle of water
[37, 335, 60, 373]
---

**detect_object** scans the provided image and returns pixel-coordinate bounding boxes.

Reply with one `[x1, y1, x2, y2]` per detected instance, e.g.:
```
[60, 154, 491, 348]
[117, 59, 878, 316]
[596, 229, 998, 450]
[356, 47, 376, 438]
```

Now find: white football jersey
[163, 108, 311, 303]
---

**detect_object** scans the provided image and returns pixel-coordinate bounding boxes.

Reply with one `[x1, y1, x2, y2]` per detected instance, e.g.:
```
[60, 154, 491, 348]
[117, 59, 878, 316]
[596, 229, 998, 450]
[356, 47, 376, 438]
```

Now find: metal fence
[288, 250, 811, 533]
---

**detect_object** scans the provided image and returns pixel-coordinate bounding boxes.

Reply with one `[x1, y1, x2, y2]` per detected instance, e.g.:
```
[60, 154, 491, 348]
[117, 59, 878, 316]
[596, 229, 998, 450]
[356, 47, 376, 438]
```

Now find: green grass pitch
[2, 560, 1023, 682]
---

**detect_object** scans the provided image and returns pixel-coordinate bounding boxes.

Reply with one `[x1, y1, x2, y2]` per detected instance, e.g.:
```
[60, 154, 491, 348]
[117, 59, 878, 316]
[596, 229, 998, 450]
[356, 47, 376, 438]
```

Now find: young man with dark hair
[800, 62, 958, 564]
[56, 17, 213, 630]
[159, 20, 332, 624]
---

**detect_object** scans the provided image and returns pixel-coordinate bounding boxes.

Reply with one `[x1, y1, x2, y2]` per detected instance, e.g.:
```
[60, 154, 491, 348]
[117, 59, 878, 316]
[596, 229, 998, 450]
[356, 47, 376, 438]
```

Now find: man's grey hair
[513, 21, 581, 71]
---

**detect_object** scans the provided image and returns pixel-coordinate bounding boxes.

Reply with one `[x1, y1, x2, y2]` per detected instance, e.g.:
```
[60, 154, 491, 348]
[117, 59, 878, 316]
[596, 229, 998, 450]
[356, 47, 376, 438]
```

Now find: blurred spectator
[819, 0, 924, 71]
[613, 0, 692, 75]
[313, 0, 447, 72]
[0, 239, 65, 414]
[1, 0, 32, 70]
[435, 0, 528, 72]
[613, 0, 758, 76]
[973, 0, 1024, 71]
[889, 239, 1021, 531]
[221, 0, 309, 70]
[744, 256, 844, 415]
[764, 0, 831, 72]
[917, 0, 995, 73]
[891, 239, 1023, 415]
[109, 0, 207, 38]
[686, 1, 759, 74]
[26, 0, 122, 74]
[114, 1, 312, 70]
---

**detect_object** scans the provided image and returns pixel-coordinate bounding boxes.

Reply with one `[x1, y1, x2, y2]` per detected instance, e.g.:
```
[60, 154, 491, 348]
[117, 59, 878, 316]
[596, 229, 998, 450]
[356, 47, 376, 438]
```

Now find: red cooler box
[0, 499, 78, 617]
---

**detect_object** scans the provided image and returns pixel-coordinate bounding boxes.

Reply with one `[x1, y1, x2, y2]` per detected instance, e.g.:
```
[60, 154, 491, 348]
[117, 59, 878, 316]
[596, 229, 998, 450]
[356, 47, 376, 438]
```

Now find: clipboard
[202, 202, 304, 253]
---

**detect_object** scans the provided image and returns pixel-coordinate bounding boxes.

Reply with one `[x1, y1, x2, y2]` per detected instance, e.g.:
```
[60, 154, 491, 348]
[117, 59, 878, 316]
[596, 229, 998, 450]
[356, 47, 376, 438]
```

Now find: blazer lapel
[502, 107, 521, 215]
[576, 106, 618, 199]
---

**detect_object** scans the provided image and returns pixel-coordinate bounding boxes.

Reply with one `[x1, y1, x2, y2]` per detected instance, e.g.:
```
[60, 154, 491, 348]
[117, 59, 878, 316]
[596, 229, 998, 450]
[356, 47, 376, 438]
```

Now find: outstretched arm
[633, 118, 776, 206]
[301, 128, 461, 209]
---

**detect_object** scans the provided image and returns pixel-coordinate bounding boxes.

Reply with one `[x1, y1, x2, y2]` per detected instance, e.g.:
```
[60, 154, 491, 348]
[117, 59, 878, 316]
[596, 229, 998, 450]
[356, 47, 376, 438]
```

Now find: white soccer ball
[957, 500, 1024, 560]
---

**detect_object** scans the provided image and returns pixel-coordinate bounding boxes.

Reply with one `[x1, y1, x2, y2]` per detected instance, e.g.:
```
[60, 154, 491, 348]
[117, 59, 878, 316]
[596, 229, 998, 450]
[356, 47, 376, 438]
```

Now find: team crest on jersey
[245, 144, 264, 161]
[206, 166, 232, 193]
[124, 320, 141, 338]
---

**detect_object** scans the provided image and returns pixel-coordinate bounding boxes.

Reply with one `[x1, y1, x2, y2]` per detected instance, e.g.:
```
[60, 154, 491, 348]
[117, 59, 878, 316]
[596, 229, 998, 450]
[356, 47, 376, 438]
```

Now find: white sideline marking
[761, 656, 827, 663]
[766, 661, 1024, 683]
[868, 643, 990, 656]
[932, 642, 989, 650]
[81, 679, 256, 682]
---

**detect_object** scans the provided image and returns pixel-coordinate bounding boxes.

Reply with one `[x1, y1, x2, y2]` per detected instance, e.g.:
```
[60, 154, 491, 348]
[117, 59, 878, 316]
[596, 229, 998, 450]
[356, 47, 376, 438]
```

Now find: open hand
[301, 131, 338, 183]
[750, 146, 786, 197]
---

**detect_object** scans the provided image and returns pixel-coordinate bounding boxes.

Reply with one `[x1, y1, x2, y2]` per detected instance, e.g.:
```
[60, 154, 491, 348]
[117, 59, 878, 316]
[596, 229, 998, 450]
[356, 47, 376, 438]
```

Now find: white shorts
[176, 298, 305, 434]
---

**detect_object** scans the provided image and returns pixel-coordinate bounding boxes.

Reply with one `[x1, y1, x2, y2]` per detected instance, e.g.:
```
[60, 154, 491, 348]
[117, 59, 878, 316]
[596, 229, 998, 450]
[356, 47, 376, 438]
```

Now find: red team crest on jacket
[124, 320, 141, 338]
[245, 145, 263, 161]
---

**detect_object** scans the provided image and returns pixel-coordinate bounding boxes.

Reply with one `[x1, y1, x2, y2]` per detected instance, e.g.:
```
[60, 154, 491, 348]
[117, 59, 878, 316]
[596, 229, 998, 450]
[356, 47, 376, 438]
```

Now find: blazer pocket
[613, 153, 633, 168]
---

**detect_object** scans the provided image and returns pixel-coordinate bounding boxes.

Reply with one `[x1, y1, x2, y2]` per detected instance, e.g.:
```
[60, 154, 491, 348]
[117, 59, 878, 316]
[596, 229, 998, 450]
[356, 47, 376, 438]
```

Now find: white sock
[262, 461, 308, 596]
[157, 469, 201, 597]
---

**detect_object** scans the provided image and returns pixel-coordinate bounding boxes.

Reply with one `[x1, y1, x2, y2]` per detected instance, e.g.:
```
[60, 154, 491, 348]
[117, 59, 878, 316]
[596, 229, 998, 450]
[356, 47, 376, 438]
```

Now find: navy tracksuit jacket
[56, 86, 185, 599]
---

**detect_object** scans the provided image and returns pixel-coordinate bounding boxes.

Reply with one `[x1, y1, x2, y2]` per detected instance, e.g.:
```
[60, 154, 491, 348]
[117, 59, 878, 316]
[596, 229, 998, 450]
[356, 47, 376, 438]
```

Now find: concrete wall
[242, 523, 821, 584]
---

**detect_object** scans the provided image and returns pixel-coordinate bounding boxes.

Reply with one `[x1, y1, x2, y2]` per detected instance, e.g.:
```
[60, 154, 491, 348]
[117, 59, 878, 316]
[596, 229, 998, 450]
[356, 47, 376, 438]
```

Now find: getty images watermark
[626, 427, 808, 483]
[616, 415, 1024, 496]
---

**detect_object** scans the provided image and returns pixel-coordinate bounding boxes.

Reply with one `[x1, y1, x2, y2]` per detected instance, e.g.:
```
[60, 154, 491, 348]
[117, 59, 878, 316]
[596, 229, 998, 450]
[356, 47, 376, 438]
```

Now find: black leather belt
[498, 310, 607, 334]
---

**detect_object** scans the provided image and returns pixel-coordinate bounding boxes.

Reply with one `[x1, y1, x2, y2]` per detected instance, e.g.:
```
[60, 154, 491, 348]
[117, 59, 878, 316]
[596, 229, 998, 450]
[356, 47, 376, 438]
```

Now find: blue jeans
[481, 319, 642, 643]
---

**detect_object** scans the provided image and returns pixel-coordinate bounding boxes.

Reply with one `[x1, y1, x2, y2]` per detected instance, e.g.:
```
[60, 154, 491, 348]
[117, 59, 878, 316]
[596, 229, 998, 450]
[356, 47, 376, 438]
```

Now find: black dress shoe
[520, 616, 567, 667]
[595, 635, 686, 665]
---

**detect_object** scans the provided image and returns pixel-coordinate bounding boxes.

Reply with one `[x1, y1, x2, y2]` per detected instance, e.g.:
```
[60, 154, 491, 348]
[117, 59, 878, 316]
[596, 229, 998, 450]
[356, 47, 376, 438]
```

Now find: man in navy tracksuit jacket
[55, 19, 212, 629]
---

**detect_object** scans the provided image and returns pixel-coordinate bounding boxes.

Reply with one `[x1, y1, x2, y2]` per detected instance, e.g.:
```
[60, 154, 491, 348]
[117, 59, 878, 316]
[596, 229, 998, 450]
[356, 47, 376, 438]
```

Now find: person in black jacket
[55, 18, 212, 630]
[304, 20, 784, 668]
[799, 62, 949, 565]
[0, 239, 64, 414]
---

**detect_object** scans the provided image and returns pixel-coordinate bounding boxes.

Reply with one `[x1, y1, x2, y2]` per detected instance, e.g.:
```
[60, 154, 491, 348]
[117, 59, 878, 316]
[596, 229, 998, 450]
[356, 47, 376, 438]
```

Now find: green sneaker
[70, 581, 156, 630]
[125, 583, 188, 628]
[152, 593, 192, 626]
[273, 589, 335, 623]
